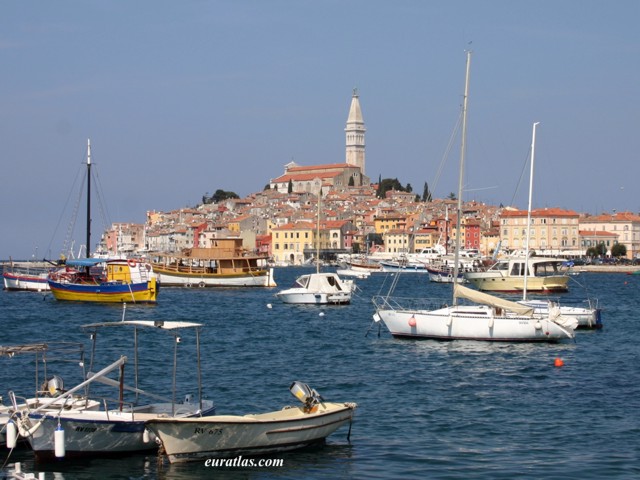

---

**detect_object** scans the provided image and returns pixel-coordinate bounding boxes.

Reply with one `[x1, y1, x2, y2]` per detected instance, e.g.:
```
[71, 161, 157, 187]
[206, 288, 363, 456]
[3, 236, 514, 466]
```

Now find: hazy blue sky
[2, 1, 638, 259]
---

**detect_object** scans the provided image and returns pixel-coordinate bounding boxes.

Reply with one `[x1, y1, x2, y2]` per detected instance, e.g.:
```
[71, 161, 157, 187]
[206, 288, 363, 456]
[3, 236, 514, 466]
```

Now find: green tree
[611, 243, 627, 258]
[288, 179, 293, 194]
[447, 192, 457, 201]
[422, 182, 432, 202]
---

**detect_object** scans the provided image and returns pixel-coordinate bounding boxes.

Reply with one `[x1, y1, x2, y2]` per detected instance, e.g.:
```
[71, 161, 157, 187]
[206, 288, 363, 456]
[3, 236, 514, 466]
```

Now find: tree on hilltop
[202, 189, 240, 205]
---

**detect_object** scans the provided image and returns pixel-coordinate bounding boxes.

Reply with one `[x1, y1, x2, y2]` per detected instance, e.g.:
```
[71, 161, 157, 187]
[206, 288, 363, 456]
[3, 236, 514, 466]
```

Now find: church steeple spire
[345, 88, 366, 175]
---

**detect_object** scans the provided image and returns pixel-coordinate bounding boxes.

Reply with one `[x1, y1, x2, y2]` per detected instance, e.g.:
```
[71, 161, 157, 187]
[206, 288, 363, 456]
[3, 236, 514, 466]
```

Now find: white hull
[375, 305, 575, 342]
[155, 268, 276, 288]
[146, 402, 356, 464]
[519, 299, 601, 329]
[25, 400, 215, 458]
[276, 288, 351, 304]
[3, 273, 50, 291]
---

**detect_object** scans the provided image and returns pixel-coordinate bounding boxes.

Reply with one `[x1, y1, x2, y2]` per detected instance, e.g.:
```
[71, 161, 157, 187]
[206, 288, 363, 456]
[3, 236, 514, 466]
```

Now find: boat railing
[372, 295, 449, 312]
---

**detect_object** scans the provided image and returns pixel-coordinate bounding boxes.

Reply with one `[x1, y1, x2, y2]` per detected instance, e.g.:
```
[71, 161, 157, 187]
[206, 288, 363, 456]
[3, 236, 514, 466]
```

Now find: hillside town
[98, 91, 640, 263]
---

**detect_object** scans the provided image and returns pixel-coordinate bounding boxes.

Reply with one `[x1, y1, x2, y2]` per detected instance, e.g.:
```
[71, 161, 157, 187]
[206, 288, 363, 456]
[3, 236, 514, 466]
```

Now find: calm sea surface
[1, 268, 639, 479]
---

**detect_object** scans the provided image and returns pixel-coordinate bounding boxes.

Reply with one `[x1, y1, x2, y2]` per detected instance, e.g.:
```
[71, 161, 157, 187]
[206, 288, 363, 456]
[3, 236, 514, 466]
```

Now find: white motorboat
[276, 272, 352, 304]
[146, 381, 357, 464]
[276, 192, 353, 305]
[16, 317, 214, 459]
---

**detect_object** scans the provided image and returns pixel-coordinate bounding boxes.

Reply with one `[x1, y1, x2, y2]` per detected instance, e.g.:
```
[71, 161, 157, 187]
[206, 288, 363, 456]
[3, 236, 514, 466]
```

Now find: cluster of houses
[97, 90, 640, 263]
[99, 182, 640, 264]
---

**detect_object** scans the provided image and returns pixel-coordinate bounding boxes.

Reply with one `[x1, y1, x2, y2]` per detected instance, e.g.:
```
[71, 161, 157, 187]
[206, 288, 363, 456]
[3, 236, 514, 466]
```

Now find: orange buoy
[554, 358, 564, 367]
[408, 316, 417, 327]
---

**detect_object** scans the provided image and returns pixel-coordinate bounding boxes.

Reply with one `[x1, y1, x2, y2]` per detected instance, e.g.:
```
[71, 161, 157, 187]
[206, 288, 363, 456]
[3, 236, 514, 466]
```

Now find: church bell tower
[345, 88, 366, 175]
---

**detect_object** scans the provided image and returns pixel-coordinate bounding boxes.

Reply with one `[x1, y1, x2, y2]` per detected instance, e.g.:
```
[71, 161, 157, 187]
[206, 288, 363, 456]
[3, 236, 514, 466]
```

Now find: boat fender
[488, 317, 494, 329]
[198, 282, 205, 288]
[534, 320, 542, 330]
[408, 316, 417, 327]
[143, 428, 150, 443]
[446, 314, 452, 327]
[54, 423, 65, 458]
[6, 420, 17, 449]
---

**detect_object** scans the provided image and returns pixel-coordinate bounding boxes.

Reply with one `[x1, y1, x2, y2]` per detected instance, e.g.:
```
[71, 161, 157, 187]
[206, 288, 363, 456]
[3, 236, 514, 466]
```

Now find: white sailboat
[372, 51, 577, 342]
[276, 191, 353, 305]
[515, 123, 602, 328]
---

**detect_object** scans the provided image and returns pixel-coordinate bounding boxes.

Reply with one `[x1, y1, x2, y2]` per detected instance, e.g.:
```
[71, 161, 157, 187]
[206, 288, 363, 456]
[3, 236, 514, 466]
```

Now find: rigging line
[430, 111, 462, 197]
[46, 163, 85, 259]
[93, 163, 112, 230]
[508, 146, 532, 208]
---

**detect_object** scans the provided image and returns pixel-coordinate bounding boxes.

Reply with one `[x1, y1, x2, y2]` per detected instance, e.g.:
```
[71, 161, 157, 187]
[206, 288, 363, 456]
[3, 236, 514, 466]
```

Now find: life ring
[198, 282, 206, 288]
[128, 259, 137, 268]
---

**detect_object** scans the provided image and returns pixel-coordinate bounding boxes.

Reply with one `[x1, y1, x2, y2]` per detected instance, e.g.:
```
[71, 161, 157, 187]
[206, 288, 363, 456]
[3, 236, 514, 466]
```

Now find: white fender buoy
[266, 303, 272, 309]
[54, 423, 65, 458]
[319, 312, 325, 317]
[488, 317, 494, 329]
[446, 315, 452, 327]
[6, 420, 17, 449]
[534, 321, 542, 330]
[143, 428, 150, 443]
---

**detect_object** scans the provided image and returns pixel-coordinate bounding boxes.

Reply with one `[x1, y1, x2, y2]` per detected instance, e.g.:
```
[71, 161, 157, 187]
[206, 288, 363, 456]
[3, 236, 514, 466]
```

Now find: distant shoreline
[576, 265, 640, 274]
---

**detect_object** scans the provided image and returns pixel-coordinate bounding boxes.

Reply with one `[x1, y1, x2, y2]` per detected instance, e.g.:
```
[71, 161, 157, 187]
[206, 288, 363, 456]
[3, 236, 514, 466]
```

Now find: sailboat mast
[86, 138, 92, 258]
[316, 189, 321, 274]
[453, 50, 471, 305]
[523, 122, 540, 300]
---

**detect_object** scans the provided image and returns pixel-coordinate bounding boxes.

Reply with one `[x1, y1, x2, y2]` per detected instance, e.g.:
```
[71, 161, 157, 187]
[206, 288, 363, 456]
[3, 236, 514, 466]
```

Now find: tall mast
[86, 139, 92, 258]
[316, 188, 321, 274]
[453, 50, 471, 305]
[523, 122, 540, 300]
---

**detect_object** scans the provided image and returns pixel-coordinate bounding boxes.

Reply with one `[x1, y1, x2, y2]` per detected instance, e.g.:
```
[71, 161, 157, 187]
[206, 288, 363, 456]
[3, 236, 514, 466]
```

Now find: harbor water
[1, 268, 638, 479]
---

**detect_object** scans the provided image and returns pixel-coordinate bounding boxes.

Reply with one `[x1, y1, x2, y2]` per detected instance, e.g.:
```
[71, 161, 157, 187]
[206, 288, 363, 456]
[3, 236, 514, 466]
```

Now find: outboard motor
[289, 381, 323, 412]
[42, 375, 64, 397]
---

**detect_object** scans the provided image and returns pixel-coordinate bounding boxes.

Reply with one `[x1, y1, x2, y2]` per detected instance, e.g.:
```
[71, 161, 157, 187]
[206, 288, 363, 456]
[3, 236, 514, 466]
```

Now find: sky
[2, 1, 639, 259]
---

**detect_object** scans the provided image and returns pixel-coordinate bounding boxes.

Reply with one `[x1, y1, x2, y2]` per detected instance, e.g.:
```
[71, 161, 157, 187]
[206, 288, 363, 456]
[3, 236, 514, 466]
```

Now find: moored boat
[2, 261, 51, 292]
[151, 240, 276, 288]
[48, 258, 158, 303]
[463, 255, 570, 293]
[146, 382, 357, 464]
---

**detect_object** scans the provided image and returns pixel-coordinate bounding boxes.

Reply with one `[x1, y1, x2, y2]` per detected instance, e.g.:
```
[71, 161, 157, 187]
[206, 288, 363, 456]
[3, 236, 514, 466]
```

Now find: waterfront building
[499, 207, 581, 256]
[579, 211, 640, 259]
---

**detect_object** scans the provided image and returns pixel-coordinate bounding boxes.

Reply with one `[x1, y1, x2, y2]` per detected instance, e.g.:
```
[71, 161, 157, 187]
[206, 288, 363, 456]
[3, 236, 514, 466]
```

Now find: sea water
[0, 268, 638, 479]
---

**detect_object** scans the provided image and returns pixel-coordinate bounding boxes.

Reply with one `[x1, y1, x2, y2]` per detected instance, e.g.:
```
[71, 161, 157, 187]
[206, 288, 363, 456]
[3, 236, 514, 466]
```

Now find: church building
[270, 89, 370, 194]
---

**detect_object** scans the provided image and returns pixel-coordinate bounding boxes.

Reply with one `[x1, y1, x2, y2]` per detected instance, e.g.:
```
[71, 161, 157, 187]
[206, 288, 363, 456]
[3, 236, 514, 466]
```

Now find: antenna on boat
[453, 50, 471, 306]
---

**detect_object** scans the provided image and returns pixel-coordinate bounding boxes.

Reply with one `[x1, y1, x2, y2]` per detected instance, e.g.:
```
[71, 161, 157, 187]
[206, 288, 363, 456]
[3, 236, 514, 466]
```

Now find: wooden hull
[48, 277, 158, 303]
[153, 267, 276, 288]
[146, 402, 356, 464]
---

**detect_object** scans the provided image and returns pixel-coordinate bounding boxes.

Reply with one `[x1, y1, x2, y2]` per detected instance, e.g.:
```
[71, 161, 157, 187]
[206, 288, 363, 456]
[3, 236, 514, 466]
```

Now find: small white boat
[16, 317, 214, 459]
[1, 342, 100, 448]
[146, 381, 357, 464]
[276, 272, 352, 304]
[336, 268, 371, 279]
[2, 261, 52, 292]
[518, 298, 602, 329]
